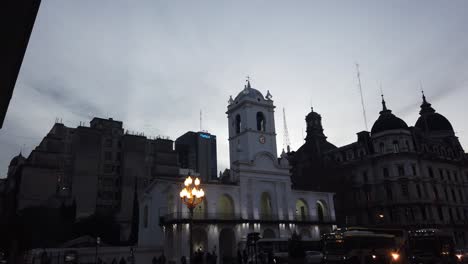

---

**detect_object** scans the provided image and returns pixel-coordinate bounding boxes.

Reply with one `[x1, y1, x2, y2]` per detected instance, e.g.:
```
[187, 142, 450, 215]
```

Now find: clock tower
[227, 80, 278, 166]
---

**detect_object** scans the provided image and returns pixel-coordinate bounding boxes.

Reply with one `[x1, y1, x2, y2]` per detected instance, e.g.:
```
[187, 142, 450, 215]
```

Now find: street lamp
[180, 175, 205, 264]
[95, 236, 101, 264]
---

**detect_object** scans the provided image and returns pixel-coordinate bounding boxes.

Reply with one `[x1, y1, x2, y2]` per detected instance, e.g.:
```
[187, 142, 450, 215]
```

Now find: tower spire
[246, 75, 251, 88]
[420, 81, 428, 104]
[381, 94, 388, 111]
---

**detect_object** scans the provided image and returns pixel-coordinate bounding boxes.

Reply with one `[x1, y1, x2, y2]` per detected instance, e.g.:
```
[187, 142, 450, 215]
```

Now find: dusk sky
[1, 0, 468, 176]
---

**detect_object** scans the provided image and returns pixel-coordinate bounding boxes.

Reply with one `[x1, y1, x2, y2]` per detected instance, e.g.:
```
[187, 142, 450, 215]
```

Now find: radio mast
[283, 107, 291, 153]
[355, 63, 368, 131]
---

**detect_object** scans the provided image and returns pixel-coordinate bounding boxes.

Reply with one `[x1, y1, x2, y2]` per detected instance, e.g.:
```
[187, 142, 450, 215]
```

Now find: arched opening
[235, 115, 241, 134]
[300, 229, 312, 239]
[260, 192, 273, 219]
[393, 141, 400, 153]
[316, 200, 328, 222]
[194, 199, 207, 219]
[256, 112, 266, 131]
[295, 199, 309, 221]
[262, 228, 275, 239]
[193, 228, 208, 254]
[143, 205, 149, 228]
[379, 142, 385, 153]
[219, 228, 236, 264]
[167, 193, 175, 214]
[217, 194, 234, 219]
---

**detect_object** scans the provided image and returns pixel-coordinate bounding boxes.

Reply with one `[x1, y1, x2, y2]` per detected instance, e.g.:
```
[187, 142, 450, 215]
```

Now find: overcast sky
[1, 0, 468, 177]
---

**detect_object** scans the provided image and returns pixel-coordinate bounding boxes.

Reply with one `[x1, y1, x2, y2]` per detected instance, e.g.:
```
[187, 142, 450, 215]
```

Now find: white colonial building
[138, 81, 336, 262]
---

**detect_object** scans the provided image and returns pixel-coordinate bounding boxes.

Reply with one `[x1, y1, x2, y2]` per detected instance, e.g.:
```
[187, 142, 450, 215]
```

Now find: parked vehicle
[407, 229, 457, 264]
[305, 251, 323, 264]
[322, 229, 403, 263]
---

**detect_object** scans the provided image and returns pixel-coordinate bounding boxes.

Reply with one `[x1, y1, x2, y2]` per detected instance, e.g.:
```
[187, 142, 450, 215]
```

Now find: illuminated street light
[180, 175, 205, 264]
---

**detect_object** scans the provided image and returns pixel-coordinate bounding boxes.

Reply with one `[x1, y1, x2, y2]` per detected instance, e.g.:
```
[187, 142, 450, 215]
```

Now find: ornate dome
[415, 93, 454, 133]
[9, 153, 25, 167]
[234, 80, 265, 101]
[371, 96, 408, 135]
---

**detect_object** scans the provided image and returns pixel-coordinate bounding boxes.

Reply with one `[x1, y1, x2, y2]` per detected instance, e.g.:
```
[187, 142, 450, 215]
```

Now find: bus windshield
[324, 237, 396, 254]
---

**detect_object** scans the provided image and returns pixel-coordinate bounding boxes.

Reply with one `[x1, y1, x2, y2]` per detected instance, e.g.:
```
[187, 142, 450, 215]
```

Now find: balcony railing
[159, 212, 335, 225]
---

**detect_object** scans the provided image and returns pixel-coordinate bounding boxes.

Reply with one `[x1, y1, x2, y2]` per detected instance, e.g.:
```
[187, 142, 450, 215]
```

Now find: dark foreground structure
[0, 1, 41, 128]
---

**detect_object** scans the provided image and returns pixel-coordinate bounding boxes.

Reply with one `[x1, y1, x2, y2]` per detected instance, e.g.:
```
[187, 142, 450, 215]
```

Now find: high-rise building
[175, 131, 217, 181]
[1, 117, 179, 241]
[290, 93, 468, 247]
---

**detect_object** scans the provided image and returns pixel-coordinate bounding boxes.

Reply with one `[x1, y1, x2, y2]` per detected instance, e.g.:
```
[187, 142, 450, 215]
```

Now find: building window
[383, 167, 389, 178]
[393, 141, 400, 153]
[104, 151, 112, 161]
[416, 185, 422, 198]
[405, 140, 410, 151]
[449, 208, 454, 221]
[105, 138, 113, 147]
[458, 189, 464, 202]
[256, 112, 266, 131]
[397, 165, 405, 177]
[452, 189, 457, 202]
[420, 206, 427, 221]
[454, 171, 458, 182]
[143, 205, 149, 228]
[235, 114, 241, 134]
[433, 186, 439, 200]
[428, 167, 434, 178]
[447, 170, 451, 181]
[439, 169, 444, 180]
[401, 182, 409, 197]
[385, 185, 393, 200]
[104, 164, 113, 173]
[444, 188, 449, 201]
[411, 164, 417, 176]
[363, 171, 368, 183]
[437, 207, 444, 221]
[456, 208, 461, 220]
[380, 142, 385, 153]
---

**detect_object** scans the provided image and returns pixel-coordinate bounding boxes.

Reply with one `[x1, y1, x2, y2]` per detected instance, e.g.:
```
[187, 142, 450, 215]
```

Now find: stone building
[1, 117, 179, 241]
[290, 93, 468, 247]
[138, 81, 336, 263]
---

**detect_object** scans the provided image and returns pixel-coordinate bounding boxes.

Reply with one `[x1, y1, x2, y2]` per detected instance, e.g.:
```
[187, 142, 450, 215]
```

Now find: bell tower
[226, 80, 277, 166]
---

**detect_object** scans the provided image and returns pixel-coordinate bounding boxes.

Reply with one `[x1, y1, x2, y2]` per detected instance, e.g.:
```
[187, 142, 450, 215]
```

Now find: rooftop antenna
[283, 107, 291, 153]
[200, 109, 202, 132]
[355, 63, 368, 131]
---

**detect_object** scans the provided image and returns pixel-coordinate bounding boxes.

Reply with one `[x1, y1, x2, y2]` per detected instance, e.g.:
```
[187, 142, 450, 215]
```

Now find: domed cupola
[233, 79, 271, 103]
[9, 152, 25, 167]
[415, 92, 454, 134]
[371, 95, 408, 135]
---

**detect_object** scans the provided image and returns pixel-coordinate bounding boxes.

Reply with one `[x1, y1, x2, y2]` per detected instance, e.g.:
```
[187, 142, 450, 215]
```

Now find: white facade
[138, 81, 336, 262]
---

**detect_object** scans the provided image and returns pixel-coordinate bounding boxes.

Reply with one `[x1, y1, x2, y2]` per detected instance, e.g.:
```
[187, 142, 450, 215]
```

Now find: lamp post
[180, 175, 205, 264]
[95, 236, 100, 264]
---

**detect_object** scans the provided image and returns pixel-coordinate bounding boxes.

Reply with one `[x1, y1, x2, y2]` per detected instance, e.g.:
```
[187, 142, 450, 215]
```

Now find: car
[305, 251, 323, 264]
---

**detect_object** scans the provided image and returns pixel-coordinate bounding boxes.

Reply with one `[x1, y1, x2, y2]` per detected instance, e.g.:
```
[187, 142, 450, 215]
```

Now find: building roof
[371, 96, 408, 135]
[234, 80, 265, 102]
[415, 93, 454, 133]
[9, 152, 25, 167]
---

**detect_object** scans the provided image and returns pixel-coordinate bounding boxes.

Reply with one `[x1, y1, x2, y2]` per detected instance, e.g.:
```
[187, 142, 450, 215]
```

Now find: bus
[322, 230, 403, 264]
[407, 229, 457, 264]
